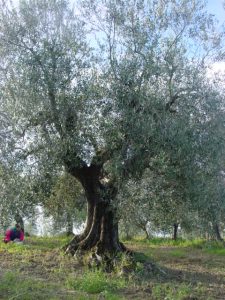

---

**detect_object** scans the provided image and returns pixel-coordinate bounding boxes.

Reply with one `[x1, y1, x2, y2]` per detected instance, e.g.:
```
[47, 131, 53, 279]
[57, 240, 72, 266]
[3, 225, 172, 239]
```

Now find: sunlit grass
[0, 235, 71, 253]
[123, 236, 223, 249]
[66, 269, 126, 298]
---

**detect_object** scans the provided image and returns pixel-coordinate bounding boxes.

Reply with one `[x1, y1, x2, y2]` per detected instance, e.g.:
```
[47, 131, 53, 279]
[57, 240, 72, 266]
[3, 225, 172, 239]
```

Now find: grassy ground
[0, 236, 225, 299]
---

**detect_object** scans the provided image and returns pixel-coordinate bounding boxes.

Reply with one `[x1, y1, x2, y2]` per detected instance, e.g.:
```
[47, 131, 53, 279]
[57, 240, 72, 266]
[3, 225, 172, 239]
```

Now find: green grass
[167, 249, 186, 258]
[0, 235, 71, 251]
[152, 283, 191, 300]
[204, 246, 225, 256]
[133, 251, 151, 263]
[124, 236, 224, 249]
[151, 282, 209, 300]
[0, 235, 224, 299]
[66, 269, 126, 294]
[0, 271, 64, 300]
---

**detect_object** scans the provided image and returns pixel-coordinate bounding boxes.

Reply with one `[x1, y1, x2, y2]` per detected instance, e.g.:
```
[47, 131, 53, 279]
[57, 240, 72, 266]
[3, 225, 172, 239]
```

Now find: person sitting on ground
[3, 223, 24, 243]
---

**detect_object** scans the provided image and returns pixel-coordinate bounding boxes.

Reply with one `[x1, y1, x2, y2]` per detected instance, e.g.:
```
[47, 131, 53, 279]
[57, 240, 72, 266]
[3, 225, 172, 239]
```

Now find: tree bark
[64, 164, 127, 257]
[66, 212, 74, 236]
[213, 223, 224, 242]
[15, 213, 24, 232]
[172, 223, 179, 240]
[140, 225, 149, 239]
[144, 228, 150, 240]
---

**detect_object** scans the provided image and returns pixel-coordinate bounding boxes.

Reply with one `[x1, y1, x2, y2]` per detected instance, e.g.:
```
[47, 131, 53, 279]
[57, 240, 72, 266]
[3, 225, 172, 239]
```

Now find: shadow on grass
[133, 251, 151, 263]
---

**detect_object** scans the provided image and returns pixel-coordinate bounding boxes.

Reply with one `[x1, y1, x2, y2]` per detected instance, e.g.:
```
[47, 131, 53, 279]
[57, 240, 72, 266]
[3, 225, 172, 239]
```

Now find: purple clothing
[4, 227, 24, 243]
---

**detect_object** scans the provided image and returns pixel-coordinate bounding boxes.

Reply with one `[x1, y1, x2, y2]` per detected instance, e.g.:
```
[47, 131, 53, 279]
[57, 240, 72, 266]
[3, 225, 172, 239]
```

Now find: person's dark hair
[15, 223, 21, 230]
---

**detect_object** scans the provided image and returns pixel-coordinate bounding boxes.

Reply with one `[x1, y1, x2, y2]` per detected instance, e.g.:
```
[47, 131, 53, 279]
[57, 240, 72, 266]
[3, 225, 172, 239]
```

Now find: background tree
[0, 163, 39, 232]
[45, 172, 85, 236]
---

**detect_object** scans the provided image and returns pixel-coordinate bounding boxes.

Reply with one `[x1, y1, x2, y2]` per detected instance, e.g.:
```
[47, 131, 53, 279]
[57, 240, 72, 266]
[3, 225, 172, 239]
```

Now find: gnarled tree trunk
[64, 164, 127, 257]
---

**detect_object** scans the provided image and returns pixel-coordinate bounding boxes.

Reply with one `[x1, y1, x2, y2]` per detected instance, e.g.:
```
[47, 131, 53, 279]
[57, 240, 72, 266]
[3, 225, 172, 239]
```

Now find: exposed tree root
[63, 232, 134, 272]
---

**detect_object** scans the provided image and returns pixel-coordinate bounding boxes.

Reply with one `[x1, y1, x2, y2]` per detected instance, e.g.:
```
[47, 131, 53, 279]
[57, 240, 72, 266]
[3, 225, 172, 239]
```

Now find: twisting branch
[165, 93, 179, 113]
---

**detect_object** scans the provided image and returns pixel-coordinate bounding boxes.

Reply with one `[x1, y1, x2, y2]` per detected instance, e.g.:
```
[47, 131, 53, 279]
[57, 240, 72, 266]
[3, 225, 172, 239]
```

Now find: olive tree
[0, 0, 221, 258]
